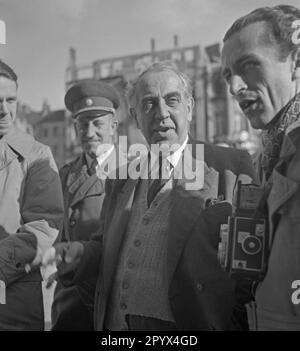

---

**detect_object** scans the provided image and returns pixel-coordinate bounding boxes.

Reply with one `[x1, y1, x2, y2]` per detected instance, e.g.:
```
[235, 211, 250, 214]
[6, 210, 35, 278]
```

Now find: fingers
[42, 246, 58, 266]
[42, 243, 70, 266]
[40, 242, 84, 281]
[64, 242, 84, 264]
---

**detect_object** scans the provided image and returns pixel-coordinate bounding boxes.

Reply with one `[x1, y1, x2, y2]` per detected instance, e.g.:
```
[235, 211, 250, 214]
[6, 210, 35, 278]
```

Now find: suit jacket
[68, 140, 256, 330]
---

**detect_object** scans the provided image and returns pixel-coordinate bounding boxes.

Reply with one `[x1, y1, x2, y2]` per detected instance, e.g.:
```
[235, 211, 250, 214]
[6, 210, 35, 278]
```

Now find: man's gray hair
[126, 61, 193, 108]
[223, 5, 300, 61]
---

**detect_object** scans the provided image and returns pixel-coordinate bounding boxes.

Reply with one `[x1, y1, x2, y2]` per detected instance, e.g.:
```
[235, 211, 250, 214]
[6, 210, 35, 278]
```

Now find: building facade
[64, 39, 254, 160]
[34, 110, 66, 168]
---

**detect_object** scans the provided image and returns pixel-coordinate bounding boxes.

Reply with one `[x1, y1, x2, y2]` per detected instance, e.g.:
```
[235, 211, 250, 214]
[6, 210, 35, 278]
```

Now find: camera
[218, 182, 268, 281]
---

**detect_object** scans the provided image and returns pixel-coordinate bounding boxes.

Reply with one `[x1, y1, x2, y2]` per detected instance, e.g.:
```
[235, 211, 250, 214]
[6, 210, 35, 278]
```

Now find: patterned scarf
[261, 92, 300, 182]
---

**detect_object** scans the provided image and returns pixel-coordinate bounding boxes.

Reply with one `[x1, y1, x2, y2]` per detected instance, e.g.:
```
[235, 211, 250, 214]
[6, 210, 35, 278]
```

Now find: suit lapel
[266, 130, 299, 247]
[102, 178, 139, 294]
[267, 168, 298, 248]
[167, 146, 219, 281]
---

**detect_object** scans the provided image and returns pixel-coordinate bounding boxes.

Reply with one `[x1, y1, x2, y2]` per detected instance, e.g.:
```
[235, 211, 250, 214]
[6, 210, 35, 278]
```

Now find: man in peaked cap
[51, 79, 121, 330]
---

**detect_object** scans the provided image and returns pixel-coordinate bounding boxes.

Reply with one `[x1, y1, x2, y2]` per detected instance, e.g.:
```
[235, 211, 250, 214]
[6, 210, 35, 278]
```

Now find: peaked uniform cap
[65, 79, 120, 118]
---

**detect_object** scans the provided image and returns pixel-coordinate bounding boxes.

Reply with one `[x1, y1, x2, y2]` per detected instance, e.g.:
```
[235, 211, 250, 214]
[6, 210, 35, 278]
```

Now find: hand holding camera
[218, 182, 268, 282]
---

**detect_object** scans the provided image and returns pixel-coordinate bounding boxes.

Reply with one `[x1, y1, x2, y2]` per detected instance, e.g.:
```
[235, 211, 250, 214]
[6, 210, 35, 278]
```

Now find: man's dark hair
[0, 60, 18, 84]
[223, 5, 300, 61]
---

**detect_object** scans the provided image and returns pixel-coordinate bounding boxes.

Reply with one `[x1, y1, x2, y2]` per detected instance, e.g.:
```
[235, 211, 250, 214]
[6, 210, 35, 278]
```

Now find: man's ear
[129, 107, 140, 129]
[110, 118, 119, 135]
[74, 120, 79, 137]
[187, 96, 195, 122]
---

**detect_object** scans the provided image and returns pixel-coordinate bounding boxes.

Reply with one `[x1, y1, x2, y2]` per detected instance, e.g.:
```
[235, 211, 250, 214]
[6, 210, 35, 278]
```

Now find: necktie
[89, 158, 98, 175]
[147, 157, 171, 207]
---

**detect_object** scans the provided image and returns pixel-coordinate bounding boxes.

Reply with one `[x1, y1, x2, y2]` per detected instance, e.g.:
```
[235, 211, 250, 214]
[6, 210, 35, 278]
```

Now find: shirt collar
[147, 136, 188, 178]
[96, 144, 114, 166]
[85, 144, 114, 173]
[166, 136, 188, 169]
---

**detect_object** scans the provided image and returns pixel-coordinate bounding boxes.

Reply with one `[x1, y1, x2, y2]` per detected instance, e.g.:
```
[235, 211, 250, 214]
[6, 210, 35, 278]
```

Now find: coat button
[128, 261, 135, 269]
[197, 283, 204, 292]
[134, 240, 141, 247]
[121, 303, 127, 310]
[70, 220, 76, 226]
[142, 217, 149, 225]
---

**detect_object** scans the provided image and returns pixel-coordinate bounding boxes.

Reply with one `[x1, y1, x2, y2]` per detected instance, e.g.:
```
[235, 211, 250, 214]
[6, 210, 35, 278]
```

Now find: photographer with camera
[221, 5, 300, 330]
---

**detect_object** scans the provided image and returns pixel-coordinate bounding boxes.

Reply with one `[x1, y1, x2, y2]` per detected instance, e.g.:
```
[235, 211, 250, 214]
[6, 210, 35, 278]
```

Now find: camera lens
[241, 236, 262, 255]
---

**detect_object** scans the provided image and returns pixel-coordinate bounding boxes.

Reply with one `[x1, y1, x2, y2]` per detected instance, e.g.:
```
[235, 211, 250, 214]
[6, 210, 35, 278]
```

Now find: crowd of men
[0, 4, 300, 331]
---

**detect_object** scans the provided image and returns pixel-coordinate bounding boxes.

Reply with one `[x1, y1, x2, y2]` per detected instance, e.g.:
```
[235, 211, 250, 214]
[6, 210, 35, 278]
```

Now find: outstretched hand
[41, 242, 84, 288]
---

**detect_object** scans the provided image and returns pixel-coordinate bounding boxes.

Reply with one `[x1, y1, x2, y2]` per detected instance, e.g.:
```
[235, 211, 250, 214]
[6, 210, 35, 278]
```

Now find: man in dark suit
[46, 62, 255, 330]
[51, 79, 121, 330]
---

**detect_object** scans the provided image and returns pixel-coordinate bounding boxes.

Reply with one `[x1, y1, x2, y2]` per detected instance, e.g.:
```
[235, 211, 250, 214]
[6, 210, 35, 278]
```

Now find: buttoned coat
[0, 128, 64, 330]
[51, 153, 106, 330]
[69, 140, 256, 330]
[52, 148, 127, 330]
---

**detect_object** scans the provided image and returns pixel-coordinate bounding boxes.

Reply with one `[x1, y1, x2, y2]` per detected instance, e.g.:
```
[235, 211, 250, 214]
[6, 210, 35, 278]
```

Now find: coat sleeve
[0, 145, 64, 286]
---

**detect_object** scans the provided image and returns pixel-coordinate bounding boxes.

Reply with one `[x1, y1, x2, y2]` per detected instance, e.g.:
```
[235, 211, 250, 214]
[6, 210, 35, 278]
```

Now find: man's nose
[155, 98, 170, 120]
[229, 75, 248, 96]
[0, 101, 9, 115]
[85, 123, 96, 137]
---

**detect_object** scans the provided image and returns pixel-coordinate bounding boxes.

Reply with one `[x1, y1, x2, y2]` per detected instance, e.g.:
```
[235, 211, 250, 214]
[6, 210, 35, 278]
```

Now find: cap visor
[73, 107, 115, 119]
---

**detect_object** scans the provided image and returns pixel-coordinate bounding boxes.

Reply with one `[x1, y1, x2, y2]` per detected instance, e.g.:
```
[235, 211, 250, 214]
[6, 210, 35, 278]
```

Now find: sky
[0, 0, 299, 111]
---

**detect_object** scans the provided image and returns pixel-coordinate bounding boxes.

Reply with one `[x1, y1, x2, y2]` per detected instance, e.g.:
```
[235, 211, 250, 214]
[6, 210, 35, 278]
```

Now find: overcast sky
[0, 0, 299, 111]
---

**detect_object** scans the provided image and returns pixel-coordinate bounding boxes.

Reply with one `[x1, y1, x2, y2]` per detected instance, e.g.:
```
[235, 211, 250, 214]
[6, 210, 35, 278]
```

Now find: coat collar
[67, 153, 105, 207]
[3, 127, 34, 159]
[266, 121, 300, 248]
[279, 120, 300, 160]
[0, 128, 34, 170]
[267, 119, 300, 212]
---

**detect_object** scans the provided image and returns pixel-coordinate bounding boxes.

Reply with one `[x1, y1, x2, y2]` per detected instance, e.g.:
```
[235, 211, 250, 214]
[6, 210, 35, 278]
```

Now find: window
[53, 125, 59, 137]
[184, 49, 194, 62]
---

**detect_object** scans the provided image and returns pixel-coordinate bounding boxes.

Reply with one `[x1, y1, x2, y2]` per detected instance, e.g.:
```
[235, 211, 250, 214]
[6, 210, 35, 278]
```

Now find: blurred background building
[16, 36, 261, 167]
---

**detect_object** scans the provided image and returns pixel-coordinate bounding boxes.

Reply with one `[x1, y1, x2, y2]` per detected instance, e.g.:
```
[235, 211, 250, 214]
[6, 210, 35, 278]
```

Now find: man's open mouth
[153, 126, 173, 133]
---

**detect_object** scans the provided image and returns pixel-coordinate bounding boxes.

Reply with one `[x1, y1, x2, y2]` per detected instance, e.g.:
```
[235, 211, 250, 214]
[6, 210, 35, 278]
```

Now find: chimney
[150, 38, 155, 53]
[69, 47, 76, 66]
[68, 47, 78, 82]
[174, 35, 178, 48]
